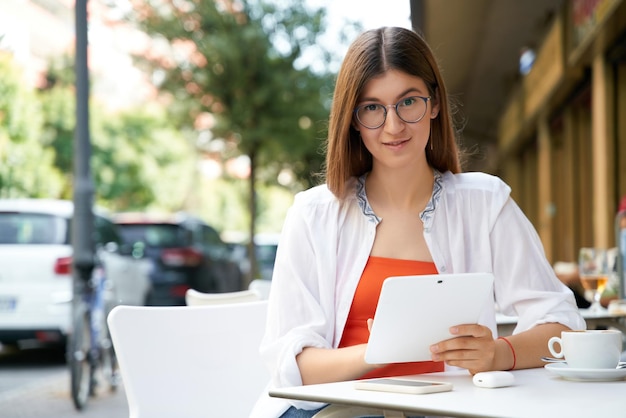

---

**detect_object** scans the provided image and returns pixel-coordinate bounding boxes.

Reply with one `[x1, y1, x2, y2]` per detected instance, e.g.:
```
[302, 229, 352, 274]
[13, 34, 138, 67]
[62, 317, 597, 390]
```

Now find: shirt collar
[356, 170, 443, 226]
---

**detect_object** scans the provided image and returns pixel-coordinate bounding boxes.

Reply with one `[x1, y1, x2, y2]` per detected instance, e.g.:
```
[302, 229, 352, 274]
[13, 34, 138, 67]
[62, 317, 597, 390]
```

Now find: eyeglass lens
[356, 96, 429, 129]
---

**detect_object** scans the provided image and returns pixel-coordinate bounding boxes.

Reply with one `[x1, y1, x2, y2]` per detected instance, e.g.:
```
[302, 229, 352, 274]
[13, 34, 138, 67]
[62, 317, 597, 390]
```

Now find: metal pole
[73, 0, 94, 281]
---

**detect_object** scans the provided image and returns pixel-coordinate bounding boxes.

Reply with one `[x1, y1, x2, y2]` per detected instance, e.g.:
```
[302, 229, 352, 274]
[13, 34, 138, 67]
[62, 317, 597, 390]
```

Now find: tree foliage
[90, 107, 196, 211]
[38, 62, 76, 199]
[127, 0, 348, 280]
[0, 53, 64, 198]
[128, 0, 337, 187]
[0, 1, 363, 247]
[0, 51, 194, 213]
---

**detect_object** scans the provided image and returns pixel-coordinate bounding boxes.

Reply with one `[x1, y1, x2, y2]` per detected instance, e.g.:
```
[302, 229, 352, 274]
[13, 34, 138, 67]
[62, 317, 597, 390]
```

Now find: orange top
[339, 256, 444, 379]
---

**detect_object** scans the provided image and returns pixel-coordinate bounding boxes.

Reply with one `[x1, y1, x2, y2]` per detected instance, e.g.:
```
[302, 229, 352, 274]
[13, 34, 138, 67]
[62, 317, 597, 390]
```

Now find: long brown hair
[324, 27, 462, 198]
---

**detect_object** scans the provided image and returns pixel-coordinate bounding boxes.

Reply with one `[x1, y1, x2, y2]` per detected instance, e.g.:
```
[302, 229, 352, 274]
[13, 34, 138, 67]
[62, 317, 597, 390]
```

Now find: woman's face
[353, 69, 439, 171]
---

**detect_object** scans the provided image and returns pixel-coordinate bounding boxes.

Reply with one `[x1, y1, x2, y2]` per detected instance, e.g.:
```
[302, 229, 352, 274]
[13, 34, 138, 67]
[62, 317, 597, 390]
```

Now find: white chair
[184, 288, 261, 306]
[248, 279, 272, 300]
[107, 300, 269, 418]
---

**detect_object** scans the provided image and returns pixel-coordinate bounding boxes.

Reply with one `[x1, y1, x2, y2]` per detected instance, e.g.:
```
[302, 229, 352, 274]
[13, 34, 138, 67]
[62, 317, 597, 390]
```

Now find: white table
[496, 309, 626, 336]
[269, 368, 626, 417]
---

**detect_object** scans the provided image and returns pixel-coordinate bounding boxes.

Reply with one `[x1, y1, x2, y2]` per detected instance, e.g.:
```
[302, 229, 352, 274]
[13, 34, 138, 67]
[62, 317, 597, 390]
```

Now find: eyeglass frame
[353, 95, 432, 129]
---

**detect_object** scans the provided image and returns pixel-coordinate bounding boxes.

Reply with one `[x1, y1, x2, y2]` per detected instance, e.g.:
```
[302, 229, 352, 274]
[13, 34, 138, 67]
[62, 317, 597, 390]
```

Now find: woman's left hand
[429, 324, 496, 374]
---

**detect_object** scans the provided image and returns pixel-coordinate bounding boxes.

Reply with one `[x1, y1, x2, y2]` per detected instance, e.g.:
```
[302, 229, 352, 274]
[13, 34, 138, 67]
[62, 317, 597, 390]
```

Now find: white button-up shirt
[251, 171, 585, 417]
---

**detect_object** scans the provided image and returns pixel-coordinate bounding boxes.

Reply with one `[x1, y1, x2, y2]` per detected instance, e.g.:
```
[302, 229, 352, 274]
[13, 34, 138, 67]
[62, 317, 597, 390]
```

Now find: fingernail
[450, 327, 458, 334]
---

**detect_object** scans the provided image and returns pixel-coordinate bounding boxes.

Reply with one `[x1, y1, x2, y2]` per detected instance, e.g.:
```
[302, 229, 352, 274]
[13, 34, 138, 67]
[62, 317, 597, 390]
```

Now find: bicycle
[68, 264, 119, 410]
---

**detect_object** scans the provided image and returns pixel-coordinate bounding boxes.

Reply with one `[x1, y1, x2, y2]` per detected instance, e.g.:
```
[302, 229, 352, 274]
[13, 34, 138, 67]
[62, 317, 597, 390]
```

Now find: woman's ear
[430, 105, 440, 119]
[430, 89, 441, 119]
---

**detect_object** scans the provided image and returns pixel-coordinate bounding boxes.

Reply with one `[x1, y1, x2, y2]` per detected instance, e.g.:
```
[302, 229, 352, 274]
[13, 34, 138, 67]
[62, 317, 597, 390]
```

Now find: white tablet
[364, 272, 494, 364]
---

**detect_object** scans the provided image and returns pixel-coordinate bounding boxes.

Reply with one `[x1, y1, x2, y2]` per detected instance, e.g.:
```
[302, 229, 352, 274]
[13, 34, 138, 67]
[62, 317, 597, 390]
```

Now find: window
[0, 213, 66, 245]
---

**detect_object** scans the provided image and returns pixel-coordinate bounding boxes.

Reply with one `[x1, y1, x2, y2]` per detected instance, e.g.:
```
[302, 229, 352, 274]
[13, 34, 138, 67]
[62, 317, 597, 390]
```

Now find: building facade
[411, 0, 626, 265]
[498, 0, 626, 263]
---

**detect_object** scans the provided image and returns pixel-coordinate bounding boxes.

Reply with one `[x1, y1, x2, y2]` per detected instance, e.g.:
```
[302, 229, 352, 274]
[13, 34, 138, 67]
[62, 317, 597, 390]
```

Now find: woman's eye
[401, 97, 417, 107]
[363, 104, 380, 112]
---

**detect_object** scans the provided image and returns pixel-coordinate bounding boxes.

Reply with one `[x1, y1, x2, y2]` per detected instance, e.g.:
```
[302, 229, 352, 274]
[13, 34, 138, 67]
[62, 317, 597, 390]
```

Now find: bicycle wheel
[69, 306, 92, 410]
[100, 322, 119, 392]
[99, 299, 119, 393]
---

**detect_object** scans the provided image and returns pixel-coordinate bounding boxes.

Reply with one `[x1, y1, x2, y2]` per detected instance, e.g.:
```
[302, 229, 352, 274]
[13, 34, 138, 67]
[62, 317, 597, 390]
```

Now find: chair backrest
[185, 288, 261, 306]
[107, 301, 269, 418]
[248, 279, 271, 300]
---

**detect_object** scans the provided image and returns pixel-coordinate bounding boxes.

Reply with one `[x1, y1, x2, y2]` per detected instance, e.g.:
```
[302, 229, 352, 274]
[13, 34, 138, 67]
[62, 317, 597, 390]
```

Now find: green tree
[39, 57, 195, 211]
[38, 60, 75, 199]
[128, 0, 344, 283]
[90, 106, 195, 211]
[0, 53, 63, 198]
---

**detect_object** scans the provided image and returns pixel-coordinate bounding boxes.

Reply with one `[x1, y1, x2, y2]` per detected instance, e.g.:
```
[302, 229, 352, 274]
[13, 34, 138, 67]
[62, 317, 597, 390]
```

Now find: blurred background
[1, 0, 625, 268]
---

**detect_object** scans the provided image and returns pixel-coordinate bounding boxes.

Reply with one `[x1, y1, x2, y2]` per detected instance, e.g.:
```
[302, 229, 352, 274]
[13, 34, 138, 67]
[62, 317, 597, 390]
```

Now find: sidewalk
[0, 369, 129, 418]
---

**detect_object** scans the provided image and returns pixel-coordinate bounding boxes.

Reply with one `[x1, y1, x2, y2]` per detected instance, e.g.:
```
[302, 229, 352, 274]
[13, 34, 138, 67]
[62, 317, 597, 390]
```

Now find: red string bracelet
[498, 336, 516, 371]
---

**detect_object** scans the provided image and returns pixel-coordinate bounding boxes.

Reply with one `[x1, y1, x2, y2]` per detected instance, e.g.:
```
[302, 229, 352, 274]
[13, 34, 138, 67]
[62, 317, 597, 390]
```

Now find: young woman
[251, 27, 585, 418]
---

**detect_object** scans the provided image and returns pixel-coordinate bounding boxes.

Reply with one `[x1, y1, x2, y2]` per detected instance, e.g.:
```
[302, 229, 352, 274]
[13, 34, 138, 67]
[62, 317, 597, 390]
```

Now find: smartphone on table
[354, 378, 453, 394]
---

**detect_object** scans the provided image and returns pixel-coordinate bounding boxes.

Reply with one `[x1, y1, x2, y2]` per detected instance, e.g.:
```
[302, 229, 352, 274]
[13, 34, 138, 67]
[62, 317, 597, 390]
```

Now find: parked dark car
[113, 212, 244, 305]
[254, 233, 280, 281]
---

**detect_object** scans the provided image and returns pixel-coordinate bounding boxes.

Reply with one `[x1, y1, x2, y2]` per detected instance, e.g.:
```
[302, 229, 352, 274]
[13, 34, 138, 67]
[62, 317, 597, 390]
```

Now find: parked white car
[0, 199, 151, 351]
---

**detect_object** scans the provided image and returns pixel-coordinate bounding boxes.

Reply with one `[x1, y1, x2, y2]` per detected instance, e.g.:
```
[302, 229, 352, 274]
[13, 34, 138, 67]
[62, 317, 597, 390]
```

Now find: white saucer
[544, 363, 626, 382]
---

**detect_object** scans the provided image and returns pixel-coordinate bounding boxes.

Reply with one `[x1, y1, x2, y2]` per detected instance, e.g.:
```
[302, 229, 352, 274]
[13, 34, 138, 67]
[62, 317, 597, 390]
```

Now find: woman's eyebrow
[358, 87, 426, 103]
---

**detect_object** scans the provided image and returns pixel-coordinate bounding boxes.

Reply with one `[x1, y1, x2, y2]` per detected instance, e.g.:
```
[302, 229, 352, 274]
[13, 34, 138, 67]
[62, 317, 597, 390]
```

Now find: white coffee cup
[548, 330, 623, 369]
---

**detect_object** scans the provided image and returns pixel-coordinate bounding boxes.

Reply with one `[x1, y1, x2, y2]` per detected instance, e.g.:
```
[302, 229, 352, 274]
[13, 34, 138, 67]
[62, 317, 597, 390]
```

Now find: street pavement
[0, 367, 129, 418]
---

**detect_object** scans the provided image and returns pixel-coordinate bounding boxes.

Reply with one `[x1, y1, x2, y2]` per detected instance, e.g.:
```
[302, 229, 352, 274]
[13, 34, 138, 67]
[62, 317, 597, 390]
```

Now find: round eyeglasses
[354, 96, 431, 129]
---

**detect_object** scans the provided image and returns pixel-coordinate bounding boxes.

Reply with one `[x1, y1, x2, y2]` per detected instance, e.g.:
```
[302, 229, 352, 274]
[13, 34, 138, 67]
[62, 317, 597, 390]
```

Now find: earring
[430, 138, 434, 151]
[359, 135, 363, 162]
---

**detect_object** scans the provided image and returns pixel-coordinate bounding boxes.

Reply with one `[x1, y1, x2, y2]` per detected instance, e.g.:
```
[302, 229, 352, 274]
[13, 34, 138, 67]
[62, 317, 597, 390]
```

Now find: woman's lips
[383, 138, 410, 147]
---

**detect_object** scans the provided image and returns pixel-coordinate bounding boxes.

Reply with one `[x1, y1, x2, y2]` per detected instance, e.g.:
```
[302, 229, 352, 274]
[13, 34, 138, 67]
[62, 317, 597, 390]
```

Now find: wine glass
[578, 247, 609, 313]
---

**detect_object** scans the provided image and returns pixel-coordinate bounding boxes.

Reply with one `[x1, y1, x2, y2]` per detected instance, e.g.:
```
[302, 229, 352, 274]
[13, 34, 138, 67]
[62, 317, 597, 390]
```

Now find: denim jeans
[279, 405, 425, 418]
[279, 405, 327, 418]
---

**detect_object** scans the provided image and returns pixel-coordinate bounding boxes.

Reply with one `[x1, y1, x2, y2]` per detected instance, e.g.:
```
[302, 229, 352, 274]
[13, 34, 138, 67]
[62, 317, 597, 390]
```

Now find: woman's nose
[383, 107, 405, 134]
